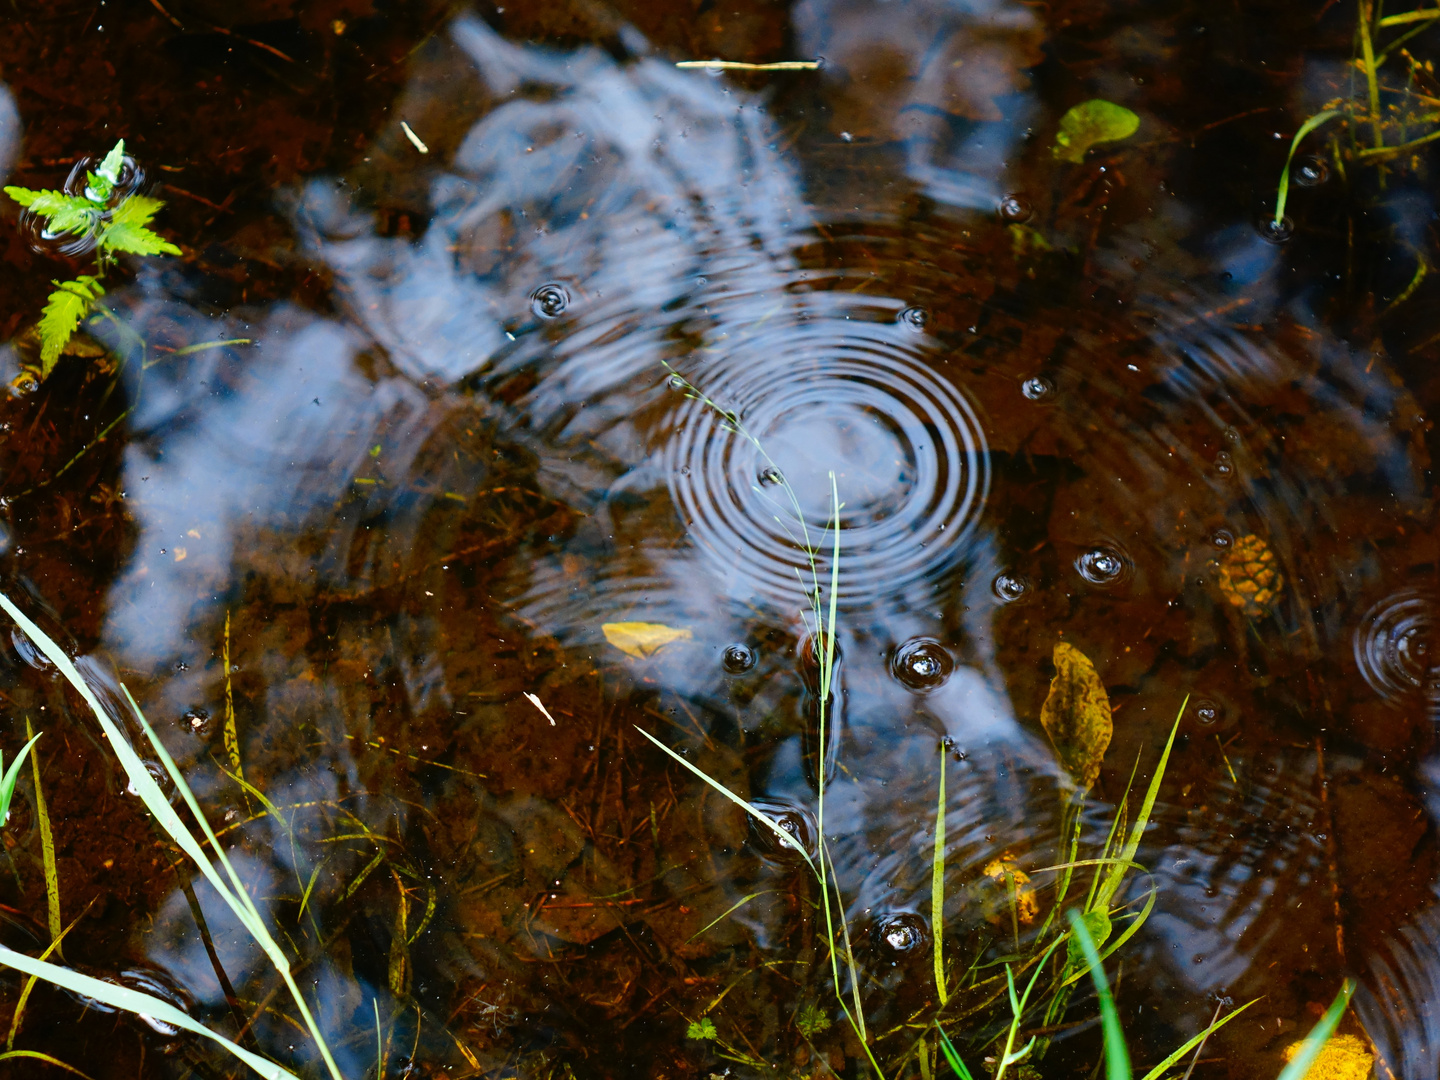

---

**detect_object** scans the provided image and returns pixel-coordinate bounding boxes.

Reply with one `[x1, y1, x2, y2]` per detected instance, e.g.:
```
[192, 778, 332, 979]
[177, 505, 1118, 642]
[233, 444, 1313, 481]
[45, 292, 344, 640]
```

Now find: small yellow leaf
[1040, 642, 1113, 789]
[981, 852, 1039, 926]
[602, 621, 693, 658]
[1281, 1033, 1373, 1080]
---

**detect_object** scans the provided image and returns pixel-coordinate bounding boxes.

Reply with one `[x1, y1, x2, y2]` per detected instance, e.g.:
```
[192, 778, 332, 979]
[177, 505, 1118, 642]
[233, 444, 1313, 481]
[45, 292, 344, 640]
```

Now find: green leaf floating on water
[1053, 99, 1140, 163]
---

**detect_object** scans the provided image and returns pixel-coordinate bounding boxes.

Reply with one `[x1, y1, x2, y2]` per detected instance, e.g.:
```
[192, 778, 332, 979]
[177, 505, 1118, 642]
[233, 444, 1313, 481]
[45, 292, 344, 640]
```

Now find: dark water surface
[0, 0, 1437, 1076]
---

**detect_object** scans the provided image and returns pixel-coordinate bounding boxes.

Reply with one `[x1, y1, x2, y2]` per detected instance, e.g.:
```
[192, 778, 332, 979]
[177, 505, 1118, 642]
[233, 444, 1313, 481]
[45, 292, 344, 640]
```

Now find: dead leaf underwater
[601, 621, 693, 658]
[1040, 642, 1114, 789]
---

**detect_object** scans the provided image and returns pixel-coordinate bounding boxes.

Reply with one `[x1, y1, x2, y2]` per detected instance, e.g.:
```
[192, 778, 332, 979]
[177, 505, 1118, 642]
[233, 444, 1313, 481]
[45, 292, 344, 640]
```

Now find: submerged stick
[676, 60, 820, 70]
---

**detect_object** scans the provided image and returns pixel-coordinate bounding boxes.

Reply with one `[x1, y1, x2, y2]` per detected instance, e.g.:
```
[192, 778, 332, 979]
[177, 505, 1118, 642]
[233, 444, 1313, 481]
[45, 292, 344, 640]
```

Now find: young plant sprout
[0, 733, 40, 826]
[4, 139, 181, 375]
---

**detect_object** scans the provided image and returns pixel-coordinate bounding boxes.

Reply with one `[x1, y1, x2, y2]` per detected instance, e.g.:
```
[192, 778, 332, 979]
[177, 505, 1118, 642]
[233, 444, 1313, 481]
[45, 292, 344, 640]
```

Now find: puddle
[0, 0, 1438, 1076]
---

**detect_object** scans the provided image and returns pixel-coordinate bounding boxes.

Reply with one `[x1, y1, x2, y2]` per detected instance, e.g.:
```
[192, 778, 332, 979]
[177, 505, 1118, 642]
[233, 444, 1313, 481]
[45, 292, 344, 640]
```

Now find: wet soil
[0, 0, 1438, 1077]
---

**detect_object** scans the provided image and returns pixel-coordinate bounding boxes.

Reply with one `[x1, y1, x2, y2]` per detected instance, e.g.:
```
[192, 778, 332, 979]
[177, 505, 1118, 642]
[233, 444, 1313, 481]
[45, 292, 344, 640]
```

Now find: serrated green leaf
[686, 1017, 717, 1040]
[99, 221, 181, 257]
[36, 280, 100, 375]
[97, 140, 125, 185]
[108, 195, 164, 229]
[3, 188, 98, 235]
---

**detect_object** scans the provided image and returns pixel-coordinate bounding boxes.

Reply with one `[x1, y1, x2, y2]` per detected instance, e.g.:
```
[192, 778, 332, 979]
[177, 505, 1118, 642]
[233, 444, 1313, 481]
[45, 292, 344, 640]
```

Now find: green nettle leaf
[2, 187, 98, 235]
[36, 277, 102, 374]
[1053, 99, 1140, 163]
[100, 221, 182, 257]
[685, 1017, 717, 1041]
[97, 139, 125, 185]
[108, 194, 164, 229]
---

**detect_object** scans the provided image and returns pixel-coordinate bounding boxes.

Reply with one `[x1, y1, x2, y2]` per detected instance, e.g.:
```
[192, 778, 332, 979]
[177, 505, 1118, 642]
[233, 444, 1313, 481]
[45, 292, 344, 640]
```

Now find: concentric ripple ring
[1355, 588, 1438, 703]
[665, 306, 989, 607]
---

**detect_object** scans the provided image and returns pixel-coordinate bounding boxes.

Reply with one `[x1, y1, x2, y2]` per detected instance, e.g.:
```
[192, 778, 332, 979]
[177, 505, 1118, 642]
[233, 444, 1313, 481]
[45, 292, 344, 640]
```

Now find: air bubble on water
[1213, 451, 1234, 476]
[898, 306, 929, 332]
[1211, 529, 1234, 549]
[1021, 376, 1054, 400]
[666, 374, 687, 391]
[874, 911, 929, 958]
[890, 638, 953, 691]
[998, 193, 1033, 223]
[676, 464, 690, 476]
[530, 282, 570, 319]
[1293, 155, 1329, 187]
[1193, 698, 1220, 725]
[758, 466, 783, 487]
[721, 643, 756, 674]
[992, 571, 1030, 603]
[1257, 216, 1294, 244]
[1076, 546, 1131, 586]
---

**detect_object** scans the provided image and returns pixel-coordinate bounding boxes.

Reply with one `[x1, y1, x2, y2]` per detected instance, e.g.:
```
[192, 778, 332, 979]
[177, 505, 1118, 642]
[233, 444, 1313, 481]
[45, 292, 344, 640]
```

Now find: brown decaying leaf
[1040, 642, 1113, 789]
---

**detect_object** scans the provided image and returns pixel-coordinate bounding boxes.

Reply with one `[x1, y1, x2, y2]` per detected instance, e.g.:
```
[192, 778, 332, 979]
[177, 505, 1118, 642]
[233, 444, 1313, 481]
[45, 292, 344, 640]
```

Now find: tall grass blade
[0, 1049, 95, 1078]
[1274, 110, 1343, 225]
[933, 742, 947, 1006]
[6, 901, 89, 1050]
[1095, 700, 1185, 911]
[0, 732, 41, 827]
[0, 593, 345, 1080]
[0, 944, 299, 1079]
[24, 717, 60, 955]
[1273, 980, 1356, 1080]
[1066, 908, 1131, 1080]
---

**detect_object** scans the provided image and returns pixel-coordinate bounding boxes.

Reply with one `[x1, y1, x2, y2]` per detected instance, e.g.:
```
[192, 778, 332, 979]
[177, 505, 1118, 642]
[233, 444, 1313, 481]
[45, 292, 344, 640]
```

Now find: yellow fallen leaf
[602, 621, 693, 659]
[1040, 642, 1113, 789]
[981, 852, 1039, 926]
[1281, 1033, 1373, 1080]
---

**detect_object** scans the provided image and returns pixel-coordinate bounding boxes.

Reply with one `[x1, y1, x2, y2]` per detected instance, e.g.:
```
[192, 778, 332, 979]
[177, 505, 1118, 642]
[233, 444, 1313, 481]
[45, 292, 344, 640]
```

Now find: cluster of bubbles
[1354, 589, 1439, 705]
[890, 637, 953, 691]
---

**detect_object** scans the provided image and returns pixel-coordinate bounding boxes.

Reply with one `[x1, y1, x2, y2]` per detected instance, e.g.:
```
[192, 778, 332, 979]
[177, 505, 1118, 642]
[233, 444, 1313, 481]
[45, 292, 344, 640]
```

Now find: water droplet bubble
[1256, 216, 1294, 244]
[992, 571, 1030, 603]
[1293, 155, 1329, 187]
[1213, 451, 1234, 476]
[721, 643, 755, 674]
[757, 466, 783, 487]
[749, 799, 816, 859]
[1355, 589, 1437, 703]
[874, 911, 929, 958]
[1076, 545, 1132, 587]
[1192, 698, 1220, 725]
[1211, 529, 1234, 550]
[897, 306, 929, 332]
[530, 282, 570, 319]
[1021, 376, 1054, 400]
[666, 373, 687, 391]
[998, 193, 1033, 223]
[891, 637, 953, 691]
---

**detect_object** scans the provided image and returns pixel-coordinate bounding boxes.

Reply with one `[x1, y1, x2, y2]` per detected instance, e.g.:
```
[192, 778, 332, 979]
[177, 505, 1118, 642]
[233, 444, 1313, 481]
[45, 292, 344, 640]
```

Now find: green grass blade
[1136, 998, 1259, 1080]
[0, 594, 345, 1080]
[1096, 700, 1185, 911]
[933, 743, 947, 1005]
[1066, 908, 1131, 1080]
[634, 726, 817, 875]
[25, 718, 60, 956]
[0, 944, 299, 1079]
[688, 890, 772, 942]
[0, 733, 41, 825]
[1274, 110, 1343, 225]
[935, 1025, 975, 1080]
[1273, 980, 1356, 1080]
